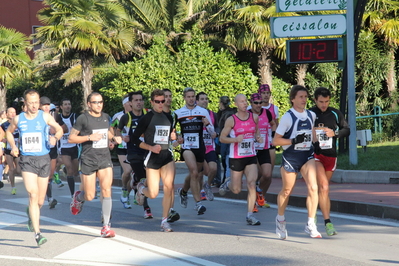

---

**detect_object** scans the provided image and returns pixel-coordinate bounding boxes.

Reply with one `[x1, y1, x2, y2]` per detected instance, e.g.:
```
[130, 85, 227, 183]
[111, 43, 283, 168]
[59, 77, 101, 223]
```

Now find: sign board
[271, 14, 346, 38]
[276, 0, 347, 12]
[286, 38, 344, 64]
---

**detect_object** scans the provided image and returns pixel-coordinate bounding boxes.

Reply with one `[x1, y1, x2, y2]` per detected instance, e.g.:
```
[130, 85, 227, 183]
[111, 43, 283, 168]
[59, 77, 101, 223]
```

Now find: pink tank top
[203, 110, 216, 154]
[229, 112, 256, 159]
[255, 109, 271, 150]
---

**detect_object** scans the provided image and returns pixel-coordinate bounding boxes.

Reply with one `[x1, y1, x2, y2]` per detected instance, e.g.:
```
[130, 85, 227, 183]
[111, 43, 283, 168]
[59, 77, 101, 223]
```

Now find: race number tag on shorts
[315, 129, 332, 149]
[238, 138, 254, 156]
[22, 132, 42, 153]
[255, 134, 266, 150]
[92, 129, 108, 149]
[294, 130, 312, 151]
[184, 133, 199, 149]
[154, 125, 170, 144]
[203, 130, 212, 146]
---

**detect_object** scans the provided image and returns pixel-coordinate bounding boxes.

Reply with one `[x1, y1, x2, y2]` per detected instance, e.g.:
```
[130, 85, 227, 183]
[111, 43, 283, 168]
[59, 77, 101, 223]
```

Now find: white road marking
[0, 208, 224, 266]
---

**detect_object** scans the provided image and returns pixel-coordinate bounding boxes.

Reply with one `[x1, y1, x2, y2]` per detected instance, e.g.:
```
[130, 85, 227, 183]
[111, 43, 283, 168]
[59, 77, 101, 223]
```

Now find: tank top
[18, 110, 49, 156]
[254, 109, 272, 150]
[229, 112, 256, 159]
[203, 110, 216, 154]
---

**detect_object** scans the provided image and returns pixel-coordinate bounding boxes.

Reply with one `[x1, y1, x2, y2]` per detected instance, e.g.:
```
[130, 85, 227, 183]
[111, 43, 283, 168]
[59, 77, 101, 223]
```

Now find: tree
[363, 0, 399, 103]
[0, 26, 31, 111]
[34, 0, 137, 108]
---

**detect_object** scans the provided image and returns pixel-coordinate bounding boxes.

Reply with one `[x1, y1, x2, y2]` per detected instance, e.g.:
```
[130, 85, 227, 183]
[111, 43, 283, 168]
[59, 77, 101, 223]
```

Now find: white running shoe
[305, 223, 322, 238]
[276, 217, 288, 240]
[218, 177, 230, 196]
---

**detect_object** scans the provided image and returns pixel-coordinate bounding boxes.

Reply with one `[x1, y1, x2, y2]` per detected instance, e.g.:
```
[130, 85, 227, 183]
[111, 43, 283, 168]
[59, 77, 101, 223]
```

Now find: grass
[275, 141, 399, 171]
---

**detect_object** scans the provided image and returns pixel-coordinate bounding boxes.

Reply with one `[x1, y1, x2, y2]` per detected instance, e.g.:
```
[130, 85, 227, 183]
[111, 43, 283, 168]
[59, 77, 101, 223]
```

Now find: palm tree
[363, 0, 399, 100]
[34, 0, 137, 108]
[204, 0, 288, 87]
[0, 26, 31, 110]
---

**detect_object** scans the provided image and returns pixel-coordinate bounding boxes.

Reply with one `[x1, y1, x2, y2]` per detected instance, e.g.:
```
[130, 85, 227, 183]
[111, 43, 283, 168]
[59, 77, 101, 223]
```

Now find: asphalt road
[1, 176, 399, 266]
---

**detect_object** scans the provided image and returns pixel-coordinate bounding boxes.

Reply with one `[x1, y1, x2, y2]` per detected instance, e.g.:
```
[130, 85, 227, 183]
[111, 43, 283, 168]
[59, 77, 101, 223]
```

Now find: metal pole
[347, 0, 358, 165]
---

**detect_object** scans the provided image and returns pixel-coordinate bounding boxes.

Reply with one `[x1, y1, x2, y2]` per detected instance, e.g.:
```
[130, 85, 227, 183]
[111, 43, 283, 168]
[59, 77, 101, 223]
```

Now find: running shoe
[70, 190, 84, 215]
[276, 217, 288, 240]
[135, 179, 145, 206]
[11, 187, 16, 195]
[200, 190, 206, 201]
[101, 224, 115, 238]
[218, 177, 230, 196]
[246, 215, 261, 225]
[305, 223, 322, 238]
[49, 198, 58, 209]
[120, 189, 129, 203]
[203, 183, 214, 201]
[144, 208, 153, 219]
[167, 210, 180, 223]
[35, 233, 47, 246]
[53, 172, 64, 187]
[161, 221, 173, 232]
[122, 199, 132, 209]
[195, 204, 206, 215]
[325, 222, 338, 236]
[263, 202, 271, 208]
[26, 207, 33, 232]
[253, 204, 258, 213]
[177, 188, 188, 208]
[0, 181, 3, 189]
[256, 190, 265, 207]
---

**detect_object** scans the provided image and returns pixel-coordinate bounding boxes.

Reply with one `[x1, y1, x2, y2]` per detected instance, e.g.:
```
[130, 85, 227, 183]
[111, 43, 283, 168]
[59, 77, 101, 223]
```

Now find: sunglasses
[154, 100, 166, 104]
[252, 101, 262, 105]
[90, 101, 103, 104]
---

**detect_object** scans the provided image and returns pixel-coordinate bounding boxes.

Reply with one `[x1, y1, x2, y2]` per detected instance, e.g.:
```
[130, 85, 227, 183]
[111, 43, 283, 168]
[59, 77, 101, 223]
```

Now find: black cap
[40, 96, 51, 105]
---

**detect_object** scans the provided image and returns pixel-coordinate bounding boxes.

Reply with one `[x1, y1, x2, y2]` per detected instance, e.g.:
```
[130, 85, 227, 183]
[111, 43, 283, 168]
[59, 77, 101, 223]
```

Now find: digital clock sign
[286, 38, 343, 64]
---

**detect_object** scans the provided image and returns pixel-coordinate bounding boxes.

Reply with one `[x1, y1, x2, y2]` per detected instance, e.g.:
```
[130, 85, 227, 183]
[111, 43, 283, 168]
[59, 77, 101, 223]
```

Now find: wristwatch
[335, 130, 339, 137]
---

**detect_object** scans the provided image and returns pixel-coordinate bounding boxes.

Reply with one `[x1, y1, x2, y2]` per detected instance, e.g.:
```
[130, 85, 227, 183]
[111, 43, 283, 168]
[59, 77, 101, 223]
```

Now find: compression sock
[102, 197, 112, 225]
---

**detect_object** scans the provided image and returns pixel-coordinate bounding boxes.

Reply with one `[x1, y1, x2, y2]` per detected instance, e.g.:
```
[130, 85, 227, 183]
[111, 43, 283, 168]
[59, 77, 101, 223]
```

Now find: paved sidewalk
[110, 161, 399, 221]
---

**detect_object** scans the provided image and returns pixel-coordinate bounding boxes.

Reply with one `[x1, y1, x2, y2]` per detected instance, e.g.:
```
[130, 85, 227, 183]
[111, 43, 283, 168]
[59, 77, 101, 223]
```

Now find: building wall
[0, 0, 44, 38]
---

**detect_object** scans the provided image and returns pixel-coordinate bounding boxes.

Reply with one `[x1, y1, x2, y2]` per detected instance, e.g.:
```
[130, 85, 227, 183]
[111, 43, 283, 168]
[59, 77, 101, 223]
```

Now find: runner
[57, 98, 79, 197]
[119, 91, 152, 218]
[111, 94, 133, 209]
[6, 89, 63, 246]
[248, 93, 275, 211]
[69, 92, 122, 238]
[1, 107, 20, 195]
[310, 87, 350, 236]
[133, 89, 177, 231]
[175, 87, 215, 215]
[196, 92, 218, 201]
[272, 85, 321, 239]
[219, 94, 262, 225]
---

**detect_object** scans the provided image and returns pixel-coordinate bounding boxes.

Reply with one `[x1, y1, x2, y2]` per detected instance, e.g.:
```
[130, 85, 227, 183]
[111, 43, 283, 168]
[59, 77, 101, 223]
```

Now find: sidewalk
[111, 162, 399, 221]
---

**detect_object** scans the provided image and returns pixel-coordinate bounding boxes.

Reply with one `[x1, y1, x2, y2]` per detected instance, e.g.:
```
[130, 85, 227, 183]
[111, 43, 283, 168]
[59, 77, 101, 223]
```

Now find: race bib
[203, 130, 212, 146]
[315, 128, 332, 149]
[184, 133, 199, 149]
[154, 125, 170, 144]
[238, 138, 255, 156]
[22, 132, 42, 153]
[294, 130, 312, 151]
[92, 129, 108, 149]
[255, 134, 266, 150]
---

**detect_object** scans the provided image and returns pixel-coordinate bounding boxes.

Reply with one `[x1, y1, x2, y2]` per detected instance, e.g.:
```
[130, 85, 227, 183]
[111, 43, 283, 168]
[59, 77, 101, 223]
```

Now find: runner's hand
[292, 133, 306, 145]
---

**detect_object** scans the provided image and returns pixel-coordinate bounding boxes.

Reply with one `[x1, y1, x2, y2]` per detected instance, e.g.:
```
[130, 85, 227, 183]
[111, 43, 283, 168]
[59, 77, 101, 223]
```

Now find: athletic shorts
[116, 148, 127, 156]
[205, 150, 217, 163]
[144, 149, 173, 170]
[256, 149, 271, 165]
[181, 148, 205, 163]
[281, 150, 314, 173]
[4, 149, 19, 157]
[49, 146, 58, 160]
[60, 146, 79, 160]
[314, 153, 337, 172]
[229, 156, 257, 172]
[80, 155, 113, 175]
[19, 154, 51, 177]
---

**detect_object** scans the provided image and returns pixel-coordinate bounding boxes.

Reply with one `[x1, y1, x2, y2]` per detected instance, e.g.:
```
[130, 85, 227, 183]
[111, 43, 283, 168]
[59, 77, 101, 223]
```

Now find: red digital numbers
[287, 39, 342, 64]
